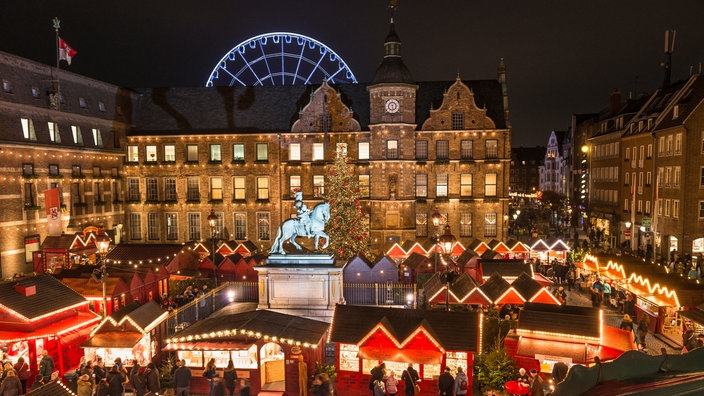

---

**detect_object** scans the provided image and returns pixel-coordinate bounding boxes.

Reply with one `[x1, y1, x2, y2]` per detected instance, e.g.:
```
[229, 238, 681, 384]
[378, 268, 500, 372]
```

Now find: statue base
[254, 254, 343, 323]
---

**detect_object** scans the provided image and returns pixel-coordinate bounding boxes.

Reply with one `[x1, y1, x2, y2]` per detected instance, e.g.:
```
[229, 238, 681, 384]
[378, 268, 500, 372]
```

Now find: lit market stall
[329, 304, 481, 396]
[164, 309, 329, 395]
[81, 300, 168, 366]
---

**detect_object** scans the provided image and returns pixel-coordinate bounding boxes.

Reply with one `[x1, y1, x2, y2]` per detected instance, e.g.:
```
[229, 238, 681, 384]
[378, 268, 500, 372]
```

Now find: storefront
[81, 300, 168, 366]
[329, 304, 481, 396]
[164, 309, 328, 395]
[0, 274, 101, 378]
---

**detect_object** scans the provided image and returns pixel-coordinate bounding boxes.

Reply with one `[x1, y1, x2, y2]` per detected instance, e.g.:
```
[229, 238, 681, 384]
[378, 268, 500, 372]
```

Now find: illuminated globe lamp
[95, 232, 111, 317]
[207, 209, 218, 287]
[438, 224, 457, 311]
[431, 207, 444, 273]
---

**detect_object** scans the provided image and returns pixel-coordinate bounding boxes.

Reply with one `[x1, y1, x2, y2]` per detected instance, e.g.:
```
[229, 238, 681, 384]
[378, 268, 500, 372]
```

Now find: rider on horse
[294, 191, 312, 237]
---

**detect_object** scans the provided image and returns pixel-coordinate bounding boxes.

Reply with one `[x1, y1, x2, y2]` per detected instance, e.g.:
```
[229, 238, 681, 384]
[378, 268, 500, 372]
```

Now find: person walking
[223, 360, 237, 396]
[12, 357, 29, 394]
[145, 362, 160, 396]
[437, 367, 454, 396]
[38, 349, 54, 383]
[203, 358, 218, 396]
[401, 363, 419, 396]
[130, 363, 147, 396]
[0, 369, 22, 396]
[637, 315, 650, 345]
[453, 366, 469, 396]
[369, 363, 385, 394]
[529, 369, 544, 396]
[106, 365, 125, 396]
[174, 359, 192, 396]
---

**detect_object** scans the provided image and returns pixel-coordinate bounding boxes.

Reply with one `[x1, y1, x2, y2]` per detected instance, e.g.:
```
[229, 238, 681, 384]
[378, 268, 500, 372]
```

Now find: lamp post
[207, 209, 218, 287]
[439, 224, 457, 311]
[95, 232, 111, 318]
[624, 221, 632, 253]
[431, 207, 444, 273]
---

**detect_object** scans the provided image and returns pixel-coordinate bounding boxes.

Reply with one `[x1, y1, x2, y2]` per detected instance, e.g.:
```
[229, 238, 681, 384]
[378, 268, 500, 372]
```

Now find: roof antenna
[661, 29, 676, 88]
[388, 0, 398, 22]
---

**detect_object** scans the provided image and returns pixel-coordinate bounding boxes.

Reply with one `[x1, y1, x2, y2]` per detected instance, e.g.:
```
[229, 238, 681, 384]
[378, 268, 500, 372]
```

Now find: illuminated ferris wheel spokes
[206, 32, 357, 87]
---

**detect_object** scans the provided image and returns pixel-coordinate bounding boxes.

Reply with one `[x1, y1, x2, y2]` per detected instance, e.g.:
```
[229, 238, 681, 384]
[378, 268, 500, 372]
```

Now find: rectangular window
[639, 145, 644, 168]
[313, 175, 325, 198]
[166, 213, 178, 240]
[146, 178, 158, 201]
[415, 174, 428, 197]
[359, 175, 370, 198]
[187, 144, 199, 162]
[451, 111, 464, 130]
[638, 172, 643, 194]
[674, 133, 682, 155]
[290, 143, 301, 161]
[71, 182, 82, 206]
[416, 213, 428, 237]
[416, 140, 428, 160]
[485, 140, 498, 159]
[485, 173, 497, 197]
[625, 147, 630, 161]
[127, 146, 139, 162]
[164, 177, 177, 201]
[289, 175, 301, 198]
[188, 212, 201, 241]
[647, 144, 653, 158]
[460, 212, 472, 237]
[22, 163, 34, 177]
[700, 167, 704, 188]
[213, 212, 224, 238]
[98, 101, 106, 112]
[699, 202, 704, 219]
[645, 200, 651, 215]
[145, 145, 157, 162]
[673, 167, 680, 187]
[436, 173, 448, 197]
[666, 135, 673, 155]
[256, 143, 268, 161]
[232, 144, 245, 161]
[257, 176, 269, 200]
[186, 176, 200, 201]
[460, 140, 473, 160]
[164, 145, 176, 162]
[313, 143, 325, 161]
[234, 212, 247, 240]
[646, 171, 652, 186]
[624, 198, 629, 211]
[210, 177, 223, 200]
[665, 199, 671, 217]
[436, 140, 449, 160]
[48, 122, 60, 143]
[257, 212, 270, 240]
[130, 213, 142, 240]
[658, 199, 663, 216]
[460, 173, 473, 197]
[20, 118, 36, 141]
[148, 212, 160, 240]
[79, 97, 87, 108]
[233, 176, 246, 200]
[48, 164, 59, 176]
[673, 200, 679, 218]
[71, 125, 83, 145]
[386, 140, 398, 159]
[92, 128, 103, 147]
[484, 212, 497, 237]
[358, 142, 369, 160]
[637, 200, 642, 213]
[24, 183, 36, 207]
[210, 144, 222, 162]
[127, 177, 140, 201]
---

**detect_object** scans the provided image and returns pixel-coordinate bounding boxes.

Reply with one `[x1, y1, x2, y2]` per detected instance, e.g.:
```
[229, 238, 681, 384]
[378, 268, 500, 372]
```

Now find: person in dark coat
[12, 357, 29, 393]
[238, 378, 250, 396]
[106, 364, 125, 396]
[0, 369, 23, 396]
[130, 364, 147, 396]
[369, 362, 385, 395]
[529, 369, 544, 396]
[94, 358, 107, 385]
[437, 367, 454, 396]
[173, 359, 193, 396]
[222, 360, 237, 396]
[401, 364, 419, 396]
[96, 378, 109, 396]
[619, 314, 634, 333]
[211, 376, 225, 396]
[145, 362, 160, 395]
[38, 350, 54, 383]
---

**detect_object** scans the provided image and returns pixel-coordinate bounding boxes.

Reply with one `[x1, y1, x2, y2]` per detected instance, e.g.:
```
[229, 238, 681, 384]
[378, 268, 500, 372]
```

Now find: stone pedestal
[254, 254, 344, 323]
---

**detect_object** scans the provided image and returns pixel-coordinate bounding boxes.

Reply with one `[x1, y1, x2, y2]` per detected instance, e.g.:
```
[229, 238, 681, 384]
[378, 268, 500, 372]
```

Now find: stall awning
[163, 340, 254, 351]
[82, 332, 143, 348]
[0, 311, 100, 343]
[358, 346, 442, 365]
[517, 338, 587, 363]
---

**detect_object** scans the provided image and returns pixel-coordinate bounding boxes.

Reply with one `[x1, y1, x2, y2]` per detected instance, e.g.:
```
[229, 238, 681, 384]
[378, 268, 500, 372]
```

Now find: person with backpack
[401, 364, 419, 396]
[453, 366, 469, 396]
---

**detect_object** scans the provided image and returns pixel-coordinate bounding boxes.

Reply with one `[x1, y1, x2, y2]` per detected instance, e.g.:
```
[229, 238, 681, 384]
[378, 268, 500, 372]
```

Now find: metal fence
[343, 282, 417, 307]
[166, 281, 258, 338]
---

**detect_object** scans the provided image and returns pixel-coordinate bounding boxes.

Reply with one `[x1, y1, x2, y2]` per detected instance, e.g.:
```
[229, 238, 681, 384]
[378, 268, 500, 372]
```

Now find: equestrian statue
[269, 191, 330, 255]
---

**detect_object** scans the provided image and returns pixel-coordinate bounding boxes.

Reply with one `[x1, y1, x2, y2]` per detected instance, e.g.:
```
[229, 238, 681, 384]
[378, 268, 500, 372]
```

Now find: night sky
[1, 0, 703, 147]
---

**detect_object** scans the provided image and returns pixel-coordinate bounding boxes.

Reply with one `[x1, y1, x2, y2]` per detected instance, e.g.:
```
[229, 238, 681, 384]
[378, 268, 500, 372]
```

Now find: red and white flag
[44, 187, 62, 236]
[59, 37, 77, 65]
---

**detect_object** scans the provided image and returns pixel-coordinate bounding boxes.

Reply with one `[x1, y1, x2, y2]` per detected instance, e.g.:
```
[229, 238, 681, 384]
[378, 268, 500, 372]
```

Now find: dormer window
[673, 105, 679, 119]
[2, 80, 12, 93]
[31, 87, 40, 98]
[78, 97, 87, 108]
[21, 118, 37, 141]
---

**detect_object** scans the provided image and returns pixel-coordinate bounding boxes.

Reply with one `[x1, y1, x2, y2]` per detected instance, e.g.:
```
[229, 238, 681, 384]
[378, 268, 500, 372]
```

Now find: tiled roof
[456, 249, 478, 266]
[449, 273, 480, 298]
[479, 273, 511, 301]
[510, 273, 543, 300]
[169, 309, 329, 346]
[402, 252, 430, 270]
[0, 274, 87, 320]
[480, 260, 533, 278]
[330, 304, 480, 352]
[518, 302, 599, 339]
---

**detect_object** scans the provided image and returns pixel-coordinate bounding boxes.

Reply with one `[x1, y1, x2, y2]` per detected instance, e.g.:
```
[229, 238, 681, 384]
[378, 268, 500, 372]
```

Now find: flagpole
[52, 17, 61, 111]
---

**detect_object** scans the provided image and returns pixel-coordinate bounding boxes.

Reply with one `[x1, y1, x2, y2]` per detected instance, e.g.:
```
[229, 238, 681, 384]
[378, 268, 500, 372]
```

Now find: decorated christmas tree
[323, 152, 374, 260]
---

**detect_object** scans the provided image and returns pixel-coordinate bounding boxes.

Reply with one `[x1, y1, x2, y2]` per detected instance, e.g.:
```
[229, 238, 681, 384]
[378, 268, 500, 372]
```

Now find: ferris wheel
[206, 32, 357, 87]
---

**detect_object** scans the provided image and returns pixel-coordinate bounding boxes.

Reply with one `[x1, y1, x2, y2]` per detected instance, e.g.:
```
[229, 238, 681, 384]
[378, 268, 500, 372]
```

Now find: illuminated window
[130, 213, 142, 240]
[673, 200, 679, 218]
[313, 143, 325, 161]
[290, 143, 301, 161]
[186, 176, 199, 201]
[187, 212, 201, 241]
[313, 175, 325, 198]
[234, 212, 247, 240]
[256, 143, 268, 161]
[484, 212, 497, 237]
[358, 142, 369, 160]
[233, 176, 246, 200]
[460, 140, 473, 160]
[146, 178, 158, 201]
[460, 212, 472, 237]
[415, 174, 427, 197]
[257, 177, 269, 200]
[289, 175, 301, 198]
[257, 212, 270, 240]
[485, 140, 498, 159]
[485, 173, 497, 197]
[232, 144, 245, 161]
[146, 145, 157, 162]
[23, 183, 36, 208]
[386, 140, 398, 159]
[336, 143, 347, 158]
[358, 175, 370, 198]
[164, 178, 177, 201]
[187, 145, 199, 162]
[71, 125, 83, 145]
[210, 177, 223, 200]
[461, 174, 473, 197]
[166, 213, 178, 240]
[164, 145, 176, 162]
[436, 174, 448, 197]
[127, 178, 140, 201]
[148, 212, 160, 240]
[210, 144, 222, 162]
[20, 118, 36, 141]
[48, 122, 60, 143]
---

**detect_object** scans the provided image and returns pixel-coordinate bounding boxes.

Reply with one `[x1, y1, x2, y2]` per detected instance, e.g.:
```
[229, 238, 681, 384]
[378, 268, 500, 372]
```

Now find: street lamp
[438, 225, 457, 311]
[431, 207, 444, 273]
[207, 209, 218, 287]
[95, 232, 111, 317]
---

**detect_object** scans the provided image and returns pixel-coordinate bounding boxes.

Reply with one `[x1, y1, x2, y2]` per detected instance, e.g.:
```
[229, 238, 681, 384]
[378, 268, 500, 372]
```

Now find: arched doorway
[260, 342, 285, 391]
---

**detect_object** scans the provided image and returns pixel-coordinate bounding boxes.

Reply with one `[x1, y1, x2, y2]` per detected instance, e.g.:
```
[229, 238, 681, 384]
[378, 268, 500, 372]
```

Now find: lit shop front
[164, 310, 329, 395]
[329, 304, 480, 396]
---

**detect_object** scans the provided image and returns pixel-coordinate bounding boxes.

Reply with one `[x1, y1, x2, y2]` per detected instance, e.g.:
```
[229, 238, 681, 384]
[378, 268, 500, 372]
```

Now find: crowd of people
[368, 362, 470, 396]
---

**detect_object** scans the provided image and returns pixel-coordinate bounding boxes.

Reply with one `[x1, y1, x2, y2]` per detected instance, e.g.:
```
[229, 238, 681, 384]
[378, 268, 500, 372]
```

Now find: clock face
[385, 98, 400, 113]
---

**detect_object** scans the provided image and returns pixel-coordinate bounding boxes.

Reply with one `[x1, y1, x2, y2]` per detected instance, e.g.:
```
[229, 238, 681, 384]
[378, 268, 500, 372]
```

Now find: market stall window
[178, 350, 204, 367]
[445, 351, 468, 375]
[339, 344, 359, 372]
[362, 359, 376, 375]
[204, 350, 232, 368]
[424, 363, 440, 379]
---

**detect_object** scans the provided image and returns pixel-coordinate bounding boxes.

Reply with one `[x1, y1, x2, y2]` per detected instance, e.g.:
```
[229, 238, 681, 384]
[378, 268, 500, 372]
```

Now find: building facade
[539, 130, 571, 196]
[510, 146, 544, 195]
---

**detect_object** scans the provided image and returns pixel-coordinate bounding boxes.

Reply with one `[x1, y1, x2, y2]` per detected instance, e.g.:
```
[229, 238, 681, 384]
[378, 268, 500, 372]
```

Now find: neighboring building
[0, 51, 131, 278]
[510, 146, 544, 195]
[539, 130, 571, 196]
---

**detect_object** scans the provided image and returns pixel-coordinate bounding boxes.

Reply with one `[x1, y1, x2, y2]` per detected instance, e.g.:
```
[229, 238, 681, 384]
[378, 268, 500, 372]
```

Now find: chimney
[15, 283, 36, 297]
[610, 89, 622, 113]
